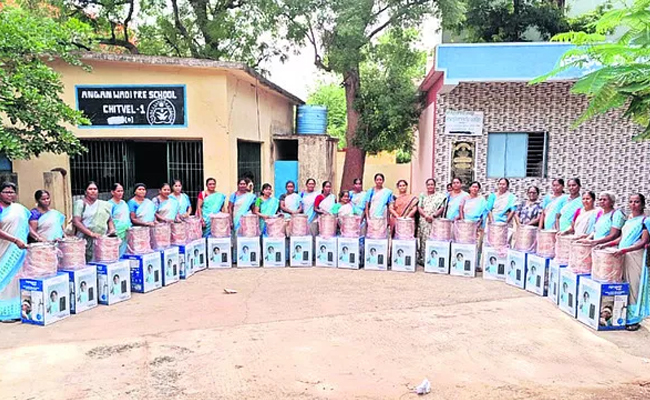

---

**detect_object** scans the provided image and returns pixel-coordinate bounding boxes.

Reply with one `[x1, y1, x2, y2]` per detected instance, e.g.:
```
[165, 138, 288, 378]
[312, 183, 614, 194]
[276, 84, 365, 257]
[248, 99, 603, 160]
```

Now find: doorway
[134, 142, 167, 197]
[237, 140, 261, 193]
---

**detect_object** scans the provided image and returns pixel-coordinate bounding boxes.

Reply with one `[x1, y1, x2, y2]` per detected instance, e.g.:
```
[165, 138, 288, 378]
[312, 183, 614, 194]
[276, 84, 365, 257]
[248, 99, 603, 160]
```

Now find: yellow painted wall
[12, 58, 296, 207]
[335, 152, 412, 192]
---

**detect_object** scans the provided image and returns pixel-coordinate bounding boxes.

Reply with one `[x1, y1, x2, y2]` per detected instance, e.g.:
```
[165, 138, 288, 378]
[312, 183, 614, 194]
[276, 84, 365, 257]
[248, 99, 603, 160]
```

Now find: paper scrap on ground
[415, 378, 431, 395]
[223, 288, 238, 294]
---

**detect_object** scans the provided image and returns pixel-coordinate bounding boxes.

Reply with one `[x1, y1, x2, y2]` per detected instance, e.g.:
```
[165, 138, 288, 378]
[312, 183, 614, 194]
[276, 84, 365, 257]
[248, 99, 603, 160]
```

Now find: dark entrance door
[237, 140, 261, 193]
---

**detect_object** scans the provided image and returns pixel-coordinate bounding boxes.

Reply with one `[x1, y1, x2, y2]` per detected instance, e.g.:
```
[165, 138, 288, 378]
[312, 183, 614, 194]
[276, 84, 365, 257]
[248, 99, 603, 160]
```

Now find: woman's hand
[91, 232, 102, 239]
[146, 222, 155, 227]
[426, 216, 433, 223]
[14, 239, 27, 249]
[201, 219, 207, 228]
[612, 249, 625, 258]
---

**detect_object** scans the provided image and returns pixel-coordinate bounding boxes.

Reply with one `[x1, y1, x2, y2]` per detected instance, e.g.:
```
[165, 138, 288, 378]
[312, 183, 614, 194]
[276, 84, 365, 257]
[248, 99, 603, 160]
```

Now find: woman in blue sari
[459, 181, 488, 223]
[365, 173, 394, 221]
[153, 183, 180, 223]
[28, 190, 65, 242]
[228, 178, 257, 234]
[128, 183, 156, 227]
[556, 178, 583, 233]
[197, 177, 227, 237]
[108, 183, 131, 256]
[539, 179, 568, 230]
[171, 180, 192, 219]
[445, 177, 469, 220]
[579, 191, 624, 246]
[301, 178, 320, 236]
[349, 178, 368, 216]
[487, 178, 517, 224]
[253, 183, 280, 234]
[0, 182, 30, 322]
[598, 193, 650, 331]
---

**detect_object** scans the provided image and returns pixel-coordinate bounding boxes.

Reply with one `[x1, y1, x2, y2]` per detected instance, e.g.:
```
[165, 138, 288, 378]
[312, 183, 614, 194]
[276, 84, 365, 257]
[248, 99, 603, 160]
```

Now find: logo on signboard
[146, 99, 176, 125]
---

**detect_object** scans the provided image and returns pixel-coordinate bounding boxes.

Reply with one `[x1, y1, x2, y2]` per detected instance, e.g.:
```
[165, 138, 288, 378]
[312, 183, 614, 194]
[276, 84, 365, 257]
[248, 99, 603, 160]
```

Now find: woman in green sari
[73, 181, 115, 261]
[196, 177, 227, 237]
[229, 178, 257, 234]
[253, 183, 280, 235]
[108, 183, 131, 257]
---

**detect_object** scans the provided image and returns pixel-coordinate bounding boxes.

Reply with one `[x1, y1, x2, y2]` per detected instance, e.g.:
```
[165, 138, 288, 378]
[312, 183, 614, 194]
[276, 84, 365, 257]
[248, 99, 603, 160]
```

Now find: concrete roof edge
[76, 52, 305, 105]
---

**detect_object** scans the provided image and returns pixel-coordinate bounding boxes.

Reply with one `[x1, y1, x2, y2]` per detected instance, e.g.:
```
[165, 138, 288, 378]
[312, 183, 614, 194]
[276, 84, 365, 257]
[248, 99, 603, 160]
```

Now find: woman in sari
[349, 178, 368, 215]
[228, 178, 257, 234]
[128, 183, 156, 227]
[108, 183, 131, 257]
[560, 191, 602, 238]
[539, 179, 568, 230]
[280, 181, 302, 218]
[196, 177, 227, 237]
[417, 178, 447, 263]
[487, 178, 517, 224]
[153, 183, 180, 223]
[253, 183, 280, 234]
[365, 173, 394, 220]
[459, 181, 488, 223]
[445, 177, 469, 220]
[389, 180, 418, 236]
[556, 178, 583, 233]
[332, 191, 360, 217]
[0, 182, 29, 322]
[300, 178, 319, 236]
[171, 180, 192, 219]
[315, 181, 337, 215]
[28, 190, 65, 242]
[515, 186, 543, 226]
[579, 191, 624, 246]
[73, 181, 115, 261]
[597, 193, 650, 331]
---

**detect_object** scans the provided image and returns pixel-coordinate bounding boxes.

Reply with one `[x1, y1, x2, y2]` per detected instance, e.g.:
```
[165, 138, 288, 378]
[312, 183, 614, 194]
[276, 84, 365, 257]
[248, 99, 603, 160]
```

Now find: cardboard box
[91, 260, 131, 305]
[425, 240, 451, 274]
[577, 277, 629, 331]
[289, 236, 313, 267]
[263, 237, 286, 267]
[122, 252, 163, 293]
[315, 236, 337, 268]
[506, 250, 527, 289]
[161, 246, 180, 286]
[237, 236, 261, 267]
[450, 243, 477, 277]
[189, 238, 207, 272]
[338, 237, 360, 270]
[547, 260, 567, 305]
[178, 242, 195, 279]
[482, 246, 507, 281]
[364, 239, 389, 271]
[559, 269, 590, 318]
[391, 239, 416, 272]
[525, 254, 550, 296]
[207, 238, 232, 269]
[20, 273, 71, 326]
[62, 265, 98, 314]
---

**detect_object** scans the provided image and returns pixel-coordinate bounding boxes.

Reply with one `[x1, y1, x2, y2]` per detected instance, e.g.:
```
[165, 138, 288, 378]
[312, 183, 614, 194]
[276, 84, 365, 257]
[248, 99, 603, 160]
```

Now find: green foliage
[456, 0, 612, 42]
[0, 7, 91, 160]
[531, 0, 650, 139]
[307, 83, 347, 148]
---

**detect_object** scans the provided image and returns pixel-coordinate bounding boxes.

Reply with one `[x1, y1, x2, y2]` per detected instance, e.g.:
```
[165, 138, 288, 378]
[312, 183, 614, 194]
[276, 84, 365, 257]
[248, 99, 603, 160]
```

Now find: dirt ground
[2, 267, 650, 400]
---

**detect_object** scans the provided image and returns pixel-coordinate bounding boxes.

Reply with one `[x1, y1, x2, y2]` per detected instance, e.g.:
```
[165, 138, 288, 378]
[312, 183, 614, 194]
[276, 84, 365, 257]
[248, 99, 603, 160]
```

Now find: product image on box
[525, 254, 550, 296]
[315, 236, 337, 267]
[506, 250, 527, 289]
[547, 260, 566, 305]
[20, 273, 70, 326]
[290, 236, 313, 267]
[263, 237, 286, 267]
[237, 237, 261, 267]
[191, 238, 207, 271]
[338, 237, 360, 269]
[123, 251, 163, 293]
[93, 260, 132, 305]
[425, 241, 451, 274]
[63, 265, 98, 314]
[178, 243, 195, 279]
[207, 238, 232, 268]
[392, 239, 416, 272]
[577, 277, 629, 331]
[162, 246, 180, 286]
[364, 239, 388, 271]
[482, 246, 507, 281]
[450, 243, 477, 277]
[559, 269, 589, 318]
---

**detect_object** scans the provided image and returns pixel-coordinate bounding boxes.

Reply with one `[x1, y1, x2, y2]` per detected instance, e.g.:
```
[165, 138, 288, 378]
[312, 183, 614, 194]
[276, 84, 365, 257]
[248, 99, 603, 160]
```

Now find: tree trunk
[340, 67, 366, 191]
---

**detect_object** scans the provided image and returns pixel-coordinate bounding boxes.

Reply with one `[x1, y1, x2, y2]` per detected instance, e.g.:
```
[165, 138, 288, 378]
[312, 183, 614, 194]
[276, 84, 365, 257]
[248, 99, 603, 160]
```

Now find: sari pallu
[593, 209, 625, 240]
[619, 216, 650, 325]
[128, 198, 156, 224]
[558, 196, 583, 232]
[573, 208, 601, 236]
[390, 194, 418, 235]
[542, 194, 567, 230]
[300, 191, 319, 223]
[462, 197, 488, 223]
[155, 197, 179, 222]
[349, 191, 368, 215]
[445, 192, 469, 220]
[109, 199, 131, 256]
[282, 193, 301, 219]
[232, 192, 257, 232]
[172, 193, 191, 216]
[258, 196, 280, 235]
[75, 199, 113, 261]
[35, 210, 65, 241]
[487, 192, 517, 223]
[0, 204, 30, 321]
[201, 192, 226, 237]
[367, 188, 393, 219]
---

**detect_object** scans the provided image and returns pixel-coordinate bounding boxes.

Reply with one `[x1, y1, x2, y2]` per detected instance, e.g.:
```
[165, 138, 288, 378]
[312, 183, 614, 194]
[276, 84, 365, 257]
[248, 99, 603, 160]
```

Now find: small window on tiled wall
[0, 153, 12, 172]
[487, 132, 547, 178]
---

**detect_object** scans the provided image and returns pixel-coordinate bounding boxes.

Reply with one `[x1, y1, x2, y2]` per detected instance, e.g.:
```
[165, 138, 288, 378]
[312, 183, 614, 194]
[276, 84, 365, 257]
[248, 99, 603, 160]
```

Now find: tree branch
[123, 0, 135, 44]
[171, 0, 201, 58]
[306, 17, 331, 71]
[365, 0, 429, 43]
[97, 38, 139, 53]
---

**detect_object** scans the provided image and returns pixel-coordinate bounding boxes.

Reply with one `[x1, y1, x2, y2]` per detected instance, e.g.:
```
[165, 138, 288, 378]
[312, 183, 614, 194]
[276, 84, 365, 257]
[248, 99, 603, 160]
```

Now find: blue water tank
[296, 105, 328, 134]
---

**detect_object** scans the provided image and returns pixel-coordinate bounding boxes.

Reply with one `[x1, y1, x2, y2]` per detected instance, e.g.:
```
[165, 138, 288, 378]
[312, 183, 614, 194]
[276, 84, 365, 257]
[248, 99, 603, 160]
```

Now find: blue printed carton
[61, 265, 98, 314]
[547, 260, 567, 305]
[525, 254, 550, 296]
[559, 269, 589, 318]
[161, 246, 180, 286]
[577, 276, 629, 331]
[91, 260, 131, 305]
[20, 272, 70, 326]
[178, 242, 195, 278]
[122, 251, 163, 293]
[506, 250, 527, 289]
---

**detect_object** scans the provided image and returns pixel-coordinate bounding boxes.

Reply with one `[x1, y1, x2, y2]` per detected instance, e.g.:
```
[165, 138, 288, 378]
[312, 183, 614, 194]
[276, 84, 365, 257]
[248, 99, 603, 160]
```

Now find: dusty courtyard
[2, 267, 650, 400]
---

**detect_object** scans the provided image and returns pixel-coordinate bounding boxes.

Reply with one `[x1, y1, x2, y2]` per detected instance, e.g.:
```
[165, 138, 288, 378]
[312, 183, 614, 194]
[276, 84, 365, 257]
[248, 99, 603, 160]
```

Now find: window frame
[486, 131, 548, 179]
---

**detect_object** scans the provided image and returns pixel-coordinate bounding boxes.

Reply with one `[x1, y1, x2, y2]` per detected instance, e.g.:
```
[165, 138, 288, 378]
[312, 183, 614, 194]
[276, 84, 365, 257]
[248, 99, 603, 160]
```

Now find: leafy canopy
[307, 82, 347, 148]
[0, 7, 91, 160]
[531, 0, 650, 139]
